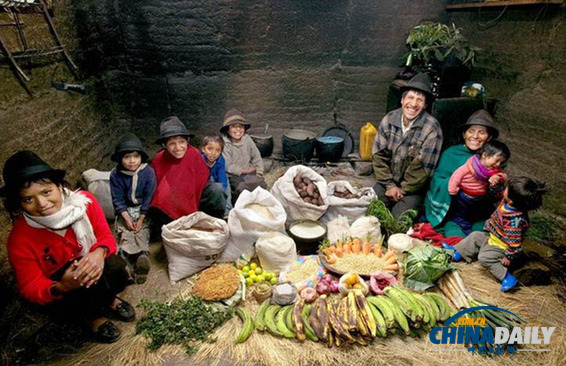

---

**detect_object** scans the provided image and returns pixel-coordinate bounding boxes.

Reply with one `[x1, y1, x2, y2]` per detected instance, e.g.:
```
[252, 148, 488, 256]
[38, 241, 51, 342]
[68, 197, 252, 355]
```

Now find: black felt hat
[0, 150, 66, 197]
[400, 72, 434, 101]
[111, 133, 149, 162]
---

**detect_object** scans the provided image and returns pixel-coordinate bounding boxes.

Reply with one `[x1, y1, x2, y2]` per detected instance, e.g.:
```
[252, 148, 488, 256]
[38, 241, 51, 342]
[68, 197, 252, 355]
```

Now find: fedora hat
[111, 132, 149, 162]
[400, 72, 434, 100]
[1, 150, 66, 196]
[220, 109, 250, 133]
[155, 116, 195, 144]
[459, 109, 499, 140]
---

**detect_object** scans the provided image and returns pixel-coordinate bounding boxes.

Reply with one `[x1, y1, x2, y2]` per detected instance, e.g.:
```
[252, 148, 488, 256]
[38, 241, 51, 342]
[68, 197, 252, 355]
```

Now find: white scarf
[24, 188, 96, 256]
[118, 163, 148, 205]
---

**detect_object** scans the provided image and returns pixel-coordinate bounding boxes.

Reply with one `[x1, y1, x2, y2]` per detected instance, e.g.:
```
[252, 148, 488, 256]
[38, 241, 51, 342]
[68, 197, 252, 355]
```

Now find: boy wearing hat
[372, 73, 443, 218]
[110, 133, 156, 284]
[150, 116, 226, 224]
[221, 109, 266, 202]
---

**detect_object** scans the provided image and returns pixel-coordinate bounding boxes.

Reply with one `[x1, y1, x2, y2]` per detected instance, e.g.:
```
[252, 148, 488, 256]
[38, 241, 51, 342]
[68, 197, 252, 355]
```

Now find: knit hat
[111, 132, 149, 162]
[155, 116, 195, 144]
[459, 109, 499, 140]
[0, 150, 66, 197]
[220, 109, 250, 133]
[400, 72, 434, 101]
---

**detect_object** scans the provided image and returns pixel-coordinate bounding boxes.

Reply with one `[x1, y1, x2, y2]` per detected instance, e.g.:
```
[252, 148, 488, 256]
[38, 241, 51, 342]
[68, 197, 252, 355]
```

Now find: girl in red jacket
[2, 151, 134, 343]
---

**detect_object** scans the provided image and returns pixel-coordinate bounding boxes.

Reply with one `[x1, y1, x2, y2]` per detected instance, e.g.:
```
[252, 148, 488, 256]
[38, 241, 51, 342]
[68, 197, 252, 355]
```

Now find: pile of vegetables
[136, 296, 232, 354]
[332, 190, 360, 199]
[366, 199, 417, 235]
[293, 175, 324, 206]
[402, 246, 454, 291]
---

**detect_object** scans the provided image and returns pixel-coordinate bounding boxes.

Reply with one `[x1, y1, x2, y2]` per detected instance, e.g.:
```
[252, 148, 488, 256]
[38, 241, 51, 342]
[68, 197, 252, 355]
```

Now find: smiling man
[372, 73, 443, 218]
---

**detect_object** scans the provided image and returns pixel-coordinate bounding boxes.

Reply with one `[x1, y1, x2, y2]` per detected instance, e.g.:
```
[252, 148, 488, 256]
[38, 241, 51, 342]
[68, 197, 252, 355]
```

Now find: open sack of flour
[270, 165, 328, 223]
[161, 211, 229, 282]
[217, 187, 287, 263]
[321, 180, 376, 224]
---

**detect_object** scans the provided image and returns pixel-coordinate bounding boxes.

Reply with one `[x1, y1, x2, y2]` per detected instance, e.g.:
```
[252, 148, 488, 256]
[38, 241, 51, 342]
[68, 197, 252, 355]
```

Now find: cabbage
[402, 246, 454, 291]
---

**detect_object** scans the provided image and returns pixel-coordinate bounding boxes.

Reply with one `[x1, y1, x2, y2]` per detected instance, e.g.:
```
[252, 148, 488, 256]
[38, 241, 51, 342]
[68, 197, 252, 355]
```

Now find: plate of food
[318, 237, 399, 278]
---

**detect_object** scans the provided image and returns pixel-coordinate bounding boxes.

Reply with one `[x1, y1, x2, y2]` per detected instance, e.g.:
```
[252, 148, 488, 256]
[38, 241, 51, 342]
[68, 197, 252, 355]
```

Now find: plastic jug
[359, 122, 377, 161]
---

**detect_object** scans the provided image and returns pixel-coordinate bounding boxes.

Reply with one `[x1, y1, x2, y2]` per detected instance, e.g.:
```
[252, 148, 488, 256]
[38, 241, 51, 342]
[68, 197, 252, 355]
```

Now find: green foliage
[136, 296, 233, 355]
[527, 213, 560, 244]
[366, 199, 417, 236]
[403, 246, 454, 291]
[403, 22, 478, 71]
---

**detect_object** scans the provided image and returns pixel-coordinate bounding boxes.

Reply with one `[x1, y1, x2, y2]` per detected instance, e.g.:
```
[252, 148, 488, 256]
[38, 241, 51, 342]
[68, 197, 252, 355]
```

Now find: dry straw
[54, 262, 566, 366]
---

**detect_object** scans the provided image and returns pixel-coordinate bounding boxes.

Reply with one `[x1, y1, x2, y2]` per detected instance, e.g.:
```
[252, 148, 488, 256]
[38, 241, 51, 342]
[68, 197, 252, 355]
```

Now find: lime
[264, 272, 273, 281]
[249, 262, 258, 270]
[242, 270, 249, 278]
[242, 265, 250, 273]
[253, 275, 262, 283]
[237, 269, 242, 275]
[254, 267, 263, 275]
[245, 277, 254, 286]
[248, 270, 256, 277]
[269, 277, 278, 285]
[258, 274, 266, 282]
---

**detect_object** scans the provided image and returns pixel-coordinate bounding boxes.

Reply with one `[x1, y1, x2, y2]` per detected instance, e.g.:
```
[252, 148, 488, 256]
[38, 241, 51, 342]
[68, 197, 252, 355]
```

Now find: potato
[293, 175, 302, 186]
[299, 190, 308, 198]
[306, 184, 315, 196]
[303, 197, 312, 204]
[312, 192, 319, 199]
[298, 182, 306, 189]
[302, 177, 312, 185]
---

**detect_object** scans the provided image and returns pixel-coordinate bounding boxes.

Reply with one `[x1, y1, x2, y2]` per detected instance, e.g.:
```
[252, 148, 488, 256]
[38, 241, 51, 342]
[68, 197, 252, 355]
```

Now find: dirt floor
[3, 159, 565, 366]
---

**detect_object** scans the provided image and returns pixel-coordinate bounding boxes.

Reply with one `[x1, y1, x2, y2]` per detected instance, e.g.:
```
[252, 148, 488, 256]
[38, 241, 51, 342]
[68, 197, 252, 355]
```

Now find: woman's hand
[72, 247, 106, 288]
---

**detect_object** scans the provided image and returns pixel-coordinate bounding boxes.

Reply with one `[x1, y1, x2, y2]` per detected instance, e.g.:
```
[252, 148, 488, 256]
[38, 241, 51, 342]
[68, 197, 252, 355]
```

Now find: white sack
[217, 187, 287, 263]
[81, 169, 115, 220]
[349, 216, 382, 245]
[256, 232, 297, 273]
[270, 165, 328, 223]
[161, 211, 229, 282]
[321, 181, 376, 224]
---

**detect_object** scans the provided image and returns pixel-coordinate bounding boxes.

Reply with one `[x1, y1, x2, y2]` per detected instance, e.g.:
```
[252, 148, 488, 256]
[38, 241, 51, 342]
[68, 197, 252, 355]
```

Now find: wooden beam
[446, 0, 564, 10]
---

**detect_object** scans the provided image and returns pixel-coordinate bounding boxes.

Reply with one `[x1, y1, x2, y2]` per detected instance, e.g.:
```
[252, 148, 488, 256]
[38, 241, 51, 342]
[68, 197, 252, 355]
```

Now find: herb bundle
[136, 296, 233, 355]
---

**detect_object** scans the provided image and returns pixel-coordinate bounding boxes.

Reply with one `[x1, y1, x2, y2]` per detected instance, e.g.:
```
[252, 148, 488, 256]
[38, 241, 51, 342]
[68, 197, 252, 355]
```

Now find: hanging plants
[402, 22, 478, 72]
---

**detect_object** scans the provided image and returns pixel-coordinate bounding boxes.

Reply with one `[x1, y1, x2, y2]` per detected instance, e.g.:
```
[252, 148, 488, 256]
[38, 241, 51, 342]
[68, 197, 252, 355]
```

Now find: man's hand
[501, 256, 511, 267]
[121, 212, 136, 231]
[241, 166, 256, 175]
[72, 247, 106, 288]
[385, 186, 404, 202]
[133, 215, 145, 233]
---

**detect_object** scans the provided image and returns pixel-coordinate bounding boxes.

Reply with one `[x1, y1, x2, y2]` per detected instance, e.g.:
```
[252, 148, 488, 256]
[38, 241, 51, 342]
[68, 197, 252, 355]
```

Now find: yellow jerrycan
[359, 122, 377, 161]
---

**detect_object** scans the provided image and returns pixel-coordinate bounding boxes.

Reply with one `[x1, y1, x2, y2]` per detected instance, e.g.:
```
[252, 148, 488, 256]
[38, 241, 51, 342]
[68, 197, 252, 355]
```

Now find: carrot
[325, 245, 336, 255]
[385, 255, 397, 265]
[362, 241, 371, 255]
[344, 243, 352, 255]
[335, 247, 344, 257]
[326, 254, 337, 264]
[352, 238, 362, 253]
[383, 263, 399, 271]
[336, 240, 343, 250]
[373, 245, 383, 257]
[383, 250, 395, 261]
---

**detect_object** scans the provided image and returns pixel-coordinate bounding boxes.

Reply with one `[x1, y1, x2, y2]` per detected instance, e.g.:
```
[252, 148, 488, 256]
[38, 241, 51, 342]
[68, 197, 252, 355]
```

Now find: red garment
[410, 222, 462, 247]
[150, 147, 210, 220]
[7, 191, 116, 305]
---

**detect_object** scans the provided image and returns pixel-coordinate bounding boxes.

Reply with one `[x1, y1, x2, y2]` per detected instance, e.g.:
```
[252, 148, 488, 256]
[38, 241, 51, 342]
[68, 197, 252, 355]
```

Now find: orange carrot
[373, 245, 383, 257]
[336, 240, 343, 250]
[362, 241, 371, 255]
[335, 247, 344, 257]
[344, 243, 352, 255]
[383, 263, 399, 271]
[325, 245, 336, 255]
[326, 254, 337, 264]
[383, 250, 395, 261]
[385, 255, 397, 265]
[352, 238, 362, 254]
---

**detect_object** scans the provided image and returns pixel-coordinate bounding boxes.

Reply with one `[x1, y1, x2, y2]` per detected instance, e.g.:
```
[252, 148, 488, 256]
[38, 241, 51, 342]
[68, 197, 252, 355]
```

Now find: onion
[300, 287, 318, 303]
[330, 280, 340, 293]
[315, 281, 331, 295]
[321, 274, 335, 284]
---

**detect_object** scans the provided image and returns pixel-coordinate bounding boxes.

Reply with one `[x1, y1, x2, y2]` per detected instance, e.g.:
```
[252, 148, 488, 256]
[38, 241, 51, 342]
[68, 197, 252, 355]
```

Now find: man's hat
[400, 72, 434, 100]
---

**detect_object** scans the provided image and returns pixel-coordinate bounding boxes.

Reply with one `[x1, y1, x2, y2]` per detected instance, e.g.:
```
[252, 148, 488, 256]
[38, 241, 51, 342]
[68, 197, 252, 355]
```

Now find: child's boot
[135, 252, 151, 284]
[501, 272, 518, 292]
[441, 242, 462, 262]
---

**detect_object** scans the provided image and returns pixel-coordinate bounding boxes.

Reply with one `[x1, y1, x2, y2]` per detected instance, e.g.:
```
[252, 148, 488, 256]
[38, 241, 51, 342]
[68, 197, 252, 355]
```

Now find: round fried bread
[193, 264, 241, 301]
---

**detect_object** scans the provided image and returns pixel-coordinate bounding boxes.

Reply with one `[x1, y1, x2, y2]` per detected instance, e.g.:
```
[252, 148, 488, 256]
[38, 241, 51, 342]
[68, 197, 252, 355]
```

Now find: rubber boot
[500, 272, 518, 292]
[441, 242, 462, 262]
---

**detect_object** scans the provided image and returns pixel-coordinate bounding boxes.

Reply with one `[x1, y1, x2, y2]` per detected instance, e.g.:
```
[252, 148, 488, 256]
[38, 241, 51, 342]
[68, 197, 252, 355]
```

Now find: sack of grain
[256, 232, 297, 273]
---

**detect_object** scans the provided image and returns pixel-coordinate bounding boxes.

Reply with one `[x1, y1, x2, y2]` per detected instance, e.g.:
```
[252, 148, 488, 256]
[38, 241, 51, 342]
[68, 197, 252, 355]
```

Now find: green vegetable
[136, 296, 233, 354]
[366, 199, 417, 236]
[403, 246, 454, 291]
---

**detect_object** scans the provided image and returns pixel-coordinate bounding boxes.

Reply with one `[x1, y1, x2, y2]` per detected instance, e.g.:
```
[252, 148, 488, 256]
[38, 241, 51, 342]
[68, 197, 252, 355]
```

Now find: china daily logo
[429, 306, 556, 355]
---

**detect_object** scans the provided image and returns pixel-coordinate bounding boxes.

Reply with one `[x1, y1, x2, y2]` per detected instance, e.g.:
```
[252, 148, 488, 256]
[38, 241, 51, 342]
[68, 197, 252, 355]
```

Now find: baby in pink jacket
[448, 140, 510, 234]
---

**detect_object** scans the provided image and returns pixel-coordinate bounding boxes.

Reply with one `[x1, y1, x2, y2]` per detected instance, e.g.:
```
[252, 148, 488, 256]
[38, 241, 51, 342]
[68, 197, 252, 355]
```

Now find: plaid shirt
[372, 108, 443, 193]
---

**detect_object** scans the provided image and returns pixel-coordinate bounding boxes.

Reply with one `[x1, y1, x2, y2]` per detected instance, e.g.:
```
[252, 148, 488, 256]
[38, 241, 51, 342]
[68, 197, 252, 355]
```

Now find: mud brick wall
[73, 0, 446, 148]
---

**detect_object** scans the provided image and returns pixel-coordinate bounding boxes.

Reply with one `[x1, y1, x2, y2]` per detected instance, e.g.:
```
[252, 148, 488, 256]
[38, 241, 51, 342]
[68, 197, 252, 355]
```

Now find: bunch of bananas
[236, 285, 456, 345]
